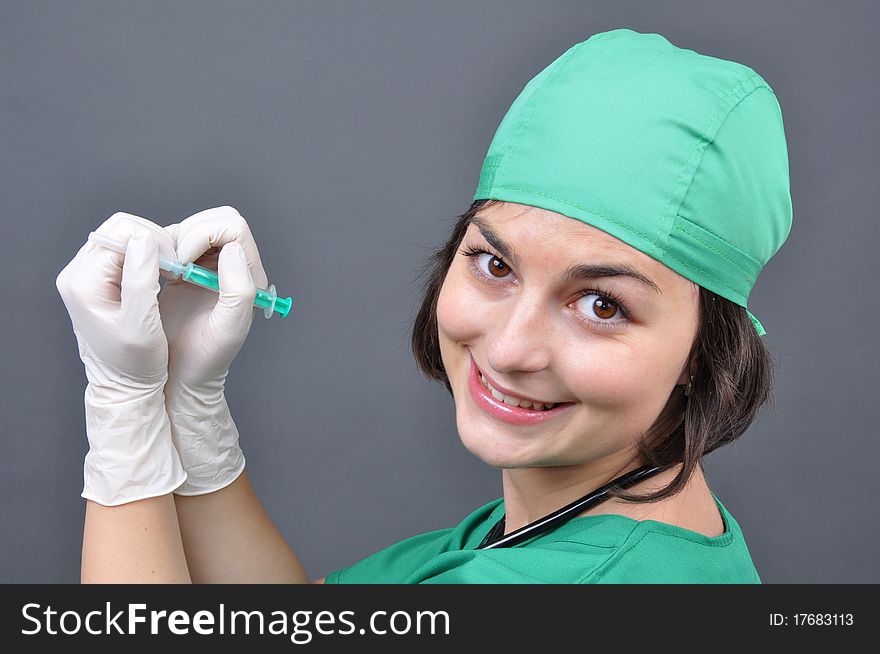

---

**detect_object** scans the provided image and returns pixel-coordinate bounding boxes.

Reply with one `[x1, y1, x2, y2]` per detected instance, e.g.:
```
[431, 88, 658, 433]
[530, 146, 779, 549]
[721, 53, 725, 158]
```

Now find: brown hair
[410, 199, 777, 504]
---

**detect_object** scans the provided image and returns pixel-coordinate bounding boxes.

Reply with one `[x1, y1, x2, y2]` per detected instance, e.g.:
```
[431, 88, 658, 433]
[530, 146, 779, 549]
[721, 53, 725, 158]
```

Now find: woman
[57, 28, 791, 583]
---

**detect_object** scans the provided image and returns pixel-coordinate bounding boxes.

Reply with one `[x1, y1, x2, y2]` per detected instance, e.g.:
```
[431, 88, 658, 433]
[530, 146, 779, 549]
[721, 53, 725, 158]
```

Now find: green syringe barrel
[86, 231, 293, 319]
[181, 262, 293, 319]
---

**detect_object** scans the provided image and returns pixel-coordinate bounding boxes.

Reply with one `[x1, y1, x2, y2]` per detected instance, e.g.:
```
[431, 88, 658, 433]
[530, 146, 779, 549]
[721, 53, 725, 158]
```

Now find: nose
[484, 289, 553, 374]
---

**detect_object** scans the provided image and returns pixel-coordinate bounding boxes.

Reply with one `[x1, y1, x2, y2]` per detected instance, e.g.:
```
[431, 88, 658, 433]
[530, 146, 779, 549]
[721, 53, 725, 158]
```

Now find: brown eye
[487, 255, 510, 278]
[590, 296, 620, 320]
[460, 246, 515, 283]
[571, 287, 632, 331]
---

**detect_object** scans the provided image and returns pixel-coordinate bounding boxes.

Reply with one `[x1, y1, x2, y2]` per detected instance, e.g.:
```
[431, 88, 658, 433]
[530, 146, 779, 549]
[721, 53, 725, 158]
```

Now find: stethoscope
[477, 464, 673, 549]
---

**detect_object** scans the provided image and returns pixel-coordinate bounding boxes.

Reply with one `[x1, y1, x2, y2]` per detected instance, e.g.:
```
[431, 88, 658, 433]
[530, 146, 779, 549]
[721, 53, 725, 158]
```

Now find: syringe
[87, 231, 293, 319]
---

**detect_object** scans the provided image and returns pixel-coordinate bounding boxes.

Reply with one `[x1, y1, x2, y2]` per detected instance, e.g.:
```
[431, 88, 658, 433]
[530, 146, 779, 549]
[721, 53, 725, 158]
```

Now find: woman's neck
[500, 456, 677, 534]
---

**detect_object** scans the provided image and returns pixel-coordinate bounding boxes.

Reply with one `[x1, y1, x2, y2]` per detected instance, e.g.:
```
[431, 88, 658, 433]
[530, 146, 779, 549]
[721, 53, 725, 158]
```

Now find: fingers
[57, 212, 174, 309]
[55, 240, 95, 307]
[95, 212, 178, 268]
[120, 228, 162, 319]
[169, 206, 270, 289]
[211, 241, 257, 337]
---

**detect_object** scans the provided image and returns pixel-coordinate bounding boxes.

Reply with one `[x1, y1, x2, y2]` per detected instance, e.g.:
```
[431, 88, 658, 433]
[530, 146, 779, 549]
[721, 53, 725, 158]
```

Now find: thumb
[211, 241, 256, 333]
[160, 223, 182, 282]
[120, 229, 161, 318]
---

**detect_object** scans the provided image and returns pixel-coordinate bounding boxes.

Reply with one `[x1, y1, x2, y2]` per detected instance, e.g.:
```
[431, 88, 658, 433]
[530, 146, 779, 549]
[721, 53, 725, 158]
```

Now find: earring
[684, 375, 695, 397]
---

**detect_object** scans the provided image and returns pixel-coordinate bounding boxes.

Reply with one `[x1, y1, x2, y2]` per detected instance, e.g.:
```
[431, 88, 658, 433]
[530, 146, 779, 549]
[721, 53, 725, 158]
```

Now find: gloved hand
[158, 206, 269, 495]
[55, 213, 187, 506]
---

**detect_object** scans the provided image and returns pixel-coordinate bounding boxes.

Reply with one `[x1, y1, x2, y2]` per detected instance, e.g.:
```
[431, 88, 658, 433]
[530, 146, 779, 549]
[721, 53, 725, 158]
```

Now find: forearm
[81, 494, 191, 583]
[159, 207, 308, 582]
[173, 469, 310, 583]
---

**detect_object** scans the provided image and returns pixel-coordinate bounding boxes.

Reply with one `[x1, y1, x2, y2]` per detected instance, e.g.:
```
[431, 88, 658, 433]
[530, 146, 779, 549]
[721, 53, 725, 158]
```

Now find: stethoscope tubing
[477, 464, 672, 549]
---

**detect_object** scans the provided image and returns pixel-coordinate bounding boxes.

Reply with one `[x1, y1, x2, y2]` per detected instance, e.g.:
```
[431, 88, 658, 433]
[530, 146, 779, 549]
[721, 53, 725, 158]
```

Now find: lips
[466, 352, 575, 426]
[476, 366, 561, 408]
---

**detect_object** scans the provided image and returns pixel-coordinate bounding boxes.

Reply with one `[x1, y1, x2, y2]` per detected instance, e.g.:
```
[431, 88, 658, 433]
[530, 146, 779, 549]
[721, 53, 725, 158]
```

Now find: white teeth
[480, 373, 555, 411]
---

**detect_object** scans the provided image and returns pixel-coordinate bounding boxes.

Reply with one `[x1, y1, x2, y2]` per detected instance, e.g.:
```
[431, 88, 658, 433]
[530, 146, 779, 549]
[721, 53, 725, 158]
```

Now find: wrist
[84, 383, 169, 442]
[164, 386, 246, 496]
[82, 384, 187, 506]
[164, 376, 227, 408]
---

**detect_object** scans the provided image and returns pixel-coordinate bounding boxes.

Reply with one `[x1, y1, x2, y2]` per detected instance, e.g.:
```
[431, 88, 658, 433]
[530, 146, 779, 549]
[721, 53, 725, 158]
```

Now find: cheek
[436, 266, 485, 343]
[568, 348, 673, 410]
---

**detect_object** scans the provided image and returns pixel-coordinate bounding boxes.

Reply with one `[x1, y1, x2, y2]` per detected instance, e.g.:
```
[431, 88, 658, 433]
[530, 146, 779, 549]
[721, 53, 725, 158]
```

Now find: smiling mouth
[477, 372, 560, 411]
[470, 354, 572, 411]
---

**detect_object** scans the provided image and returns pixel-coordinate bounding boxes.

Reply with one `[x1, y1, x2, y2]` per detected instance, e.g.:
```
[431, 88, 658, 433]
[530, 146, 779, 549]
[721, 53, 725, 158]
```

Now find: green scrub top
[324, 491, 761, 584]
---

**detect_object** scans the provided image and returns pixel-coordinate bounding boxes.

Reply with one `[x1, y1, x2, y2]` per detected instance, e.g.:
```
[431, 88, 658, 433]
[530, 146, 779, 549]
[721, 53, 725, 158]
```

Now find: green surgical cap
[473, 28, 793, 336]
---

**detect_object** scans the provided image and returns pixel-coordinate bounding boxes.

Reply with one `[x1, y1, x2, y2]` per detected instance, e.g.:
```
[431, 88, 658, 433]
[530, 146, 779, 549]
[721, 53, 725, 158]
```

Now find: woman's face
[436, 201, 700, 469]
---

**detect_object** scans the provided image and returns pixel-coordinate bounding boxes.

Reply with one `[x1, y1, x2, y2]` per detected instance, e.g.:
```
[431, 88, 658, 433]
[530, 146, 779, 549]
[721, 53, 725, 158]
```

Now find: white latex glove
[55, 213, 187, 506]
[158, 206, 269, 495]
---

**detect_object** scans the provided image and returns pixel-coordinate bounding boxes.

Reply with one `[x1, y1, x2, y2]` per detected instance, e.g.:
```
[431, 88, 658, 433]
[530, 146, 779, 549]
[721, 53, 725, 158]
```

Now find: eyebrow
[469, 216, 662, 294]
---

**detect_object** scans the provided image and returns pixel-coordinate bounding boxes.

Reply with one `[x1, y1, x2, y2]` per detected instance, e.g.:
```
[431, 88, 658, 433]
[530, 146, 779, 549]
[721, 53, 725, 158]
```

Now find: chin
[456, 425, 557, 469]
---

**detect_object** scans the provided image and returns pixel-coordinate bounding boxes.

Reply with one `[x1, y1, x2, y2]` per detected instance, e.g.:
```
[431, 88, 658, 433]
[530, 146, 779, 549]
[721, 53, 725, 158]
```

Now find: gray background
[1, 0, 876, 583]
